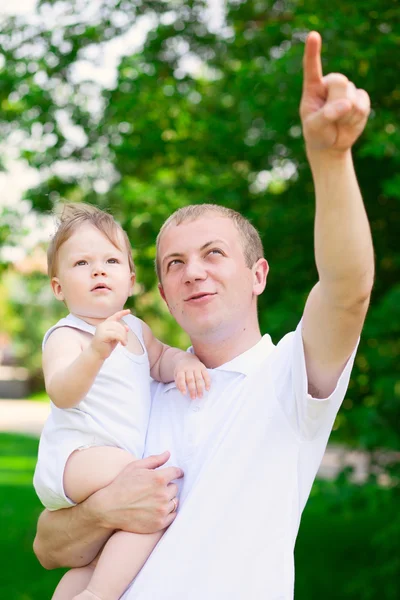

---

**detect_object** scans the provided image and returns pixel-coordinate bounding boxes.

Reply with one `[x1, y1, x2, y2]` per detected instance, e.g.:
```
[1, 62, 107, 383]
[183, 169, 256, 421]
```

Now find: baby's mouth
[91, 284, 111, 291]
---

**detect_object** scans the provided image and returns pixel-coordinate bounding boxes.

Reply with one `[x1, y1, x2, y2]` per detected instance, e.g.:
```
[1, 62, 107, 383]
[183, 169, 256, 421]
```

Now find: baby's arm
[141, 321, 211, 399]
[44, 310, 130, 408]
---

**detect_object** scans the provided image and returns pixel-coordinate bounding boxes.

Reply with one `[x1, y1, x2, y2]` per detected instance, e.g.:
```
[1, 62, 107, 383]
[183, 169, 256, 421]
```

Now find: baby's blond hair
[47, 203, 135, 278]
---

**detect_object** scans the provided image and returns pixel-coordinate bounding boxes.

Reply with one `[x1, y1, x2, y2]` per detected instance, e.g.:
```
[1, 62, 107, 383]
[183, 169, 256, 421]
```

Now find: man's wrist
[306, 146, 353, 168]
[306, 147, 355, 184]
[85, 485, 116, 532]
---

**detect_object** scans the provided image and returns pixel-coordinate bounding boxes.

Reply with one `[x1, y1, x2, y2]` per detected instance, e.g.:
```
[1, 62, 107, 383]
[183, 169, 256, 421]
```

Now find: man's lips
[184, 292, 216, 302]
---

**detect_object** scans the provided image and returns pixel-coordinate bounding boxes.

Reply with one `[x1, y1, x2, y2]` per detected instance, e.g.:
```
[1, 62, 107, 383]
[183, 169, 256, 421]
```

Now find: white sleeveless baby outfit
[33, 313, 151, 510]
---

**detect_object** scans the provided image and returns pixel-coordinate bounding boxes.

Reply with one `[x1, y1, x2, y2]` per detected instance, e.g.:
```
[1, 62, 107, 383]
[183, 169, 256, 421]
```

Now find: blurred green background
[0, 0, 399, 598]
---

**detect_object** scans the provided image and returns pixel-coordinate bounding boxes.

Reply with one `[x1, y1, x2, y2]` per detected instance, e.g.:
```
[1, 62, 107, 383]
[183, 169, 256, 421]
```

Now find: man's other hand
[91, 451, 183, 534]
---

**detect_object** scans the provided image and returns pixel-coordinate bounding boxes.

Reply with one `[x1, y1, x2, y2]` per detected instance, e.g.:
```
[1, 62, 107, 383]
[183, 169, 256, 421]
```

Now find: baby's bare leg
[52, 566, 94, 599]
[79, 529, 163, 600]
[64, 446, 135, 503]
[63, 447, 167, 600]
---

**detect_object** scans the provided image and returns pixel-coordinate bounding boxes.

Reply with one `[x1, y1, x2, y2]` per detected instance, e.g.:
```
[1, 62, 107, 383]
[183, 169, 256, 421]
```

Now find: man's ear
[158, 283, 169, 308]
[128, 273, 136, 297]
[252, 258, 269, 297]
[51, 277, 64, 302]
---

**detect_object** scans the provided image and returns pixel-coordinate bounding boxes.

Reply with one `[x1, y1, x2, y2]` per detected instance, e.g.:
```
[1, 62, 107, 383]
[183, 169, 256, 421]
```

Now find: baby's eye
[107, 258, 120, 264]
[74, 260, 87, 266]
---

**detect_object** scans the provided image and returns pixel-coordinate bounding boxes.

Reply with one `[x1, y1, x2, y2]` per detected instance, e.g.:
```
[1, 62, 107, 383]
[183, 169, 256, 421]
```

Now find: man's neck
[191, 325, 263, 369]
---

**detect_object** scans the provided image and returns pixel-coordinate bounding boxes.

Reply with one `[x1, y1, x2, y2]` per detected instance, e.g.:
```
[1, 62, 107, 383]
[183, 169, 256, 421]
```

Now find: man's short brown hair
[155, 204, 264, 280]
[47, 203, 135, 278]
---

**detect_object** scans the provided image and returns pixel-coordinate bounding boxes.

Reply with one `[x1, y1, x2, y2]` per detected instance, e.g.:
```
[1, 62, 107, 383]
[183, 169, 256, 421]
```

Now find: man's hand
[300, 31, 370, 155]
[92, 451, 183, 534]
[174, 355, 211, 400]
[91, 309, 131, 360]
[33, 452, 182, 569]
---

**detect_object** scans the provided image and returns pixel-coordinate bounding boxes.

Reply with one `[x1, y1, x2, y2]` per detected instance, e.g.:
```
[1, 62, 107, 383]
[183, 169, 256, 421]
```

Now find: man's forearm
[34, 494, 111, 569]
[309, 149, 374, 302]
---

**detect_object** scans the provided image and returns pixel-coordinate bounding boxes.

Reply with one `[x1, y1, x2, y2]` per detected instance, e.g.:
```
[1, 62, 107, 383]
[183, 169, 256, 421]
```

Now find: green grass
[0, 432, 397, 599]
[0, 433, 66, 598]
[295, 482, 396, 599]
[26, 390, 49, 403]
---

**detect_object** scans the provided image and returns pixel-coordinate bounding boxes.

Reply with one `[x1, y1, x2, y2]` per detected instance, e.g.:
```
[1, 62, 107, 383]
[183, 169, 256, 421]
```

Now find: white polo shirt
[123, 322, 357, 600]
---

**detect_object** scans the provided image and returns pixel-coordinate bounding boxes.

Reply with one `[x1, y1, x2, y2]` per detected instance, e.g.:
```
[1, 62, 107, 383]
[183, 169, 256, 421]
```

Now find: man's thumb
[324, 99, 352, 121]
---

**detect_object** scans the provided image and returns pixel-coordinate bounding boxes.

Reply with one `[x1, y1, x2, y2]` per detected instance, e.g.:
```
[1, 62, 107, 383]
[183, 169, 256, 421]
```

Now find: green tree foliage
[1, 1, 399, 596]
[1, 0, 398, 449]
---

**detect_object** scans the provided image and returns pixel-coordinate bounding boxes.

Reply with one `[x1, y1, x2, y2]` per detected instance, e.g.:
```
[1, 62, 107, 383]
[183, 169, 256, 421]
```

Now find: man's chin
[184, 317, 224, 340]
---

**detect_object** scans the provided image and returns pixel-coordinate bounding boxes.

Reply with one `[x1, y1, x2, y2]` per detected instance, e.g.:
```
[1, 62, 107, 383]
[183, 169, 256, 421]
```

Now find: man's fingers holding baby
[94, 453, 183, 534]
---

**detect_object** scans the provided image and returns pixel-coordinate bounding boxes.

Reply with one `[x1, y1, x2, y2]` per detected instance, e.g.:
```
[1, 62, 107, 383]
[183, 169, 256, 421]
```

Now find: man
[33, 31, 374, 599]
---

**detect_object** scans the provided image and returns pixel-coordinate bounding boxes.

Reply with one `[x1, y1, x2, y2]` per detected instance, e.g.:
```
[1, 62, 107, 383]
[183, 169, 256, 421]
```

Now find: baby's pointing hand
[91, 309, 130, 360]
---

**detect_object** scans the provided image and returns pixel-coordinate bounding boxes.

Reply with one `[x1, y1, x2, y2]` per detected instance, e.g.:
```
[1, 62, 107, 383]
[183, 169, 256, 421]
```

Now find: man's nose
[184, 259, 207, 283]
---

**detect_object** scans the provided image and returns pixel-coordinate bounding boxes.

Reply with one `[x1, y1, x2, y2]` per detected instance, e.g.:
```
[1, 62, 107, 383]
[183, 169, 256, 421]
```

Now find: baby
[33, 203, 210, 600]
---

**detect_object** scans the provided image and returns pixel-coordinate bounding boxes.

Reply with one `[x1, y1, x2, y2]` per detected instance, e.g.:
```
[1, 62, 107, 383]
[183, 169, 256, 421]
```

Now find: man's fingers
[167, 496, 179, 514]
[354, 88, 371, 118]
[339, 90, 370, 131]
[157, 465, 184, 483]
[163, 509, 178, 528]
[323, 83, 370, 126]
[323, 99, 352, 121]
[166, 482, 179, 500]
[134, 451, 171, 471]
[106, 309, 131, 322]
[323, 72, 349, 100]
[303, 31, 323, 87]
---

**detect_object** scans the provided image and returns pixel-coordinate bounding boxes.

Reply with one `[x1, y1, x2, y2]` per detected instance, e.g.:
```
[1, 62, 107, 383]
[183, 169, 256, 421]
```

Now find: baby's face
[51, 223, 134, 324]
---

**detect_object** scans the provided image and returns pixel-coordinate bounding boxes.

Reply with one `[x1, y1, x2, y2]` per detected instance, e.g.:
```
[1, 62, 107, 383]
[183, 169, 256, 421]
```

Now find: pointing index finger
[303, 31, 323, 87]
[107, 309, 131, 322]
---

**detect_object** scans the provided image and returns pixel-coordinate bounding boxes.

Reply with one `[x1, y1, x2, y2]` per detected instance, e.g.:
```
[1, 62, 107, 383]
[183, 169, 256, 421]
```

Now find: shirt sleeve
[272, 320, 358, 440]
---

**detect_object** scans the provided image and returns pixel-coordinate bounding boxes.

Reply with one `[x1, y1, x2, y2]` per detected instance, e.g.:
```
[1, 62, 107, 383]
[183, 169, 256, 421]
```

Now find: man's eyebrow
[162, 251, 184, 265]
[200, 239, 227, 250]
[162, 239, 227, 265]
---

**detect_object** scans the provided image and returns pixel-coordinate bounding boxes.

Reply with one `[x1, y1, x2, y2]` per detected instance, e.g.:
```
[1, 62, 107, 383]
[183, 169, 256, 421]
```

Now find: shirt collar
[210, 334, 275, 376]
[161, 335, 275, 393]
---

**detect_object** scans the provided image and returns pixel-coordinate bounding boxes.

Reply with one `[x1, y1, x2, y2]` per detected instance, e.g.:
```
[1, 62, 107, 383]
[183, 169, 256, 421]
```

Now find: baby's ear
[51, 277, 64, 302]
[129, 272, 136, 296]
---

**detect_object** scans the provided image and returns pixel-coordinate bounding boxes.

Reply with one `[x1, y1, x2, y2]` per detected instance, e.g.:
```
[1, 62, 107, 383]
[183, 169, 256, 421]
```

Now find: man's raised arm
[33, 452, 183, 569]
[299, 32, 374, 398]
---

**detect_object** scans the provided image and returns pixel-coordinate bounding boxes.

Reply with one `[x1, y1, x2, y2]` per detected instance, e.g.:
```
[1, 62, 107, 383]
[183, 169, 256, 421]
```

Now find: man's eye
[74, 260, 87, 266]
[168, 259, 183, 268]
[208, 249, 223, 256]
